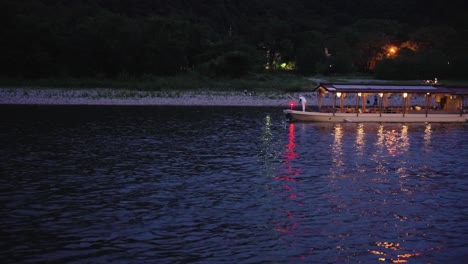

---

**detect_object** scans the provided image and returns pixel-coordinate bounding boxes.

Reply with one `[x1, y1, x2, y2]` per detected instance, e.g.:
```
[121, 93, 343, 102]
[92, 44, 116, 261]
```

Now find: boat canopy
[316, 83, 440, 94]
[436, 86, 468, 95]
[315, 83, 468, 95]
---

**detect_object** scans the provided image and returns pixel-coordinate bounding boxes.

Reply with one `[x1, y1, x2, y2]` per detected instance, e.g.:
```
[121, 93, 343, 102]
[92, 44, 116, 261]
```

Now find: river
[1, 105, 467, 263]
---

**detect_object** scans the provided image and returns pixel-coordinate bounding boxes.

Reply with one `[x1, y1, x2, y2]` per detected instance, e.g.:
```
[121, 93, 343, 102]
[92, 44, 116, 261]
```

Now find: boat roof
[317, 83, 439, 93]
[437, 86, 468, 95]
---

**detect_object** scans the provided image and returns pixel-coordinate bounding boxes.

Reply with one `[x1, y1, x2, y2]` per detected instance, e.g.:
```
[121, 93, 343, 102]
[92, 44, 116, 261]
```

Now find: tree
[249, 16, 295, 71]
[343, 19, 405, 72]
[294, 31, 324, 74]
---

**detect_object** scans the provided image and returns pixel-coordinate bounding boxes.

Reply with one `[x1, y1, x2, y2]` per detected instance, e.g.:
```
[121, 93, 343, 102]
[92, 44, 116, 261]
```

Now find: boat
[284, 83, 468, 123]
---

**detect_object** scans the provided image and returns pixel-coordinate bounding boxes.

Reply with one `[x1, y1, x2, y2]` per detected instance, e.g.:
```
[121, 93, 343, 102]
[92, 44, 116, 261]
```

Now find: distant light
[403, 92, 408, 98]
[387, 46, 398, 57]
[379, 93, 384, 97]
[357, 92, 362, 97]
[336, 92, 342, 97]
[289, 102, 295, 109]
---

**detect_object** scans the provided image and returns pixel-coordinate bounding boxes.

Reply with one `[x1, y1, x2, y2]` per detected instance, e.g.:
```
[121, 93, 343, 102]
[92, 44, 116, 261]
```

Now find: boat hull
[284, 109, 468, 123]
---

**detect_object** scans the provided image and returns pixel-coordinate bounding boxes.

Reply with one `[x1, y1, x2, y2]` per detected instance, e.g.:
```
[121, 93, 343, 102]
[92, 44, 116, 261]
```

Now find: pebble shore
[0, 87, 428, 107]
[0, 88, 292, 107]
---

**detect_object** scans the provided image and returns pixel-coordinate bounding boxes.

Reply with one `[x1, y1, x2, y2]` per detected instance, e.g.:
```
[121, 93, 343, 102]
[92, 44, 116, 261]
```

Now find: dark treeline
[1, 0, 468, 80]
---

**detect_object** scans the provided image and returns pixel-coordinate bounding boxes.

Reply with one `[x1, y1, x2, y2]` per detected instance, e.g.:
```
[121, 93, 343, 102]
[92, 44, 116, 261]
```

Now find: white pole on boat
[362, 94, 367, 113]
[356, 93, 361, 117]
[379, 93, 384, 117]
[318, 90, 324, 112]
[333, 93, 337, 116]
[340, 93, 345, 113]
[460, 95, 464, 117]
[425, 93, 430, 117]
[402, 92, 408, 117]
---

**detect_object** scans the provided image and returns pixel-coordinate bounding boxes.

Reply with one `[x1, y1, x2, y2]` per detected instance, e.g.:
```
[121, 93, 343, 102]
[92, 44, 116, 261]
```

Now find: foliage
[375, 48, 453, 80]
[0, 72, 313, 93]
[0, 0, 467, 81]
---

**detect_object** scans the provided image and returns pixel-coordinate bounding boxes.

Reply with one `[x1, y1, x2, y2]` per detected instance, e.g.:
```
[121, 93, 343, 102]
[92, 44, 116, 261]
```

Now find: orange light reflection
[424, 123, 432, 150]
[355, 123, 365, 156]
[332, 124, 344, 167]
[370, 241, 425, 263]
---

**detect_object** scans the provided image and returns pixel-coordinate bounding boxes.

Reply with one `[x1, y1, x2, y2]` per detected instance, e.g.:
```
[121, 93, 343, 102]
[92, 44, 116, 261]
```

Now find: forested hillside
[1, 0, 467, 80]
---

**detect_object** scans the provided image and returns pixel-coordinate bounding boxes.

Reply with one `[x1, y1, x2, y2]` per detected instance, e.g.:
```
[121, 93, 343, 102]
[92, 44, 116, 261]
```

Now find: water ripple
[1, 106, 467, 263]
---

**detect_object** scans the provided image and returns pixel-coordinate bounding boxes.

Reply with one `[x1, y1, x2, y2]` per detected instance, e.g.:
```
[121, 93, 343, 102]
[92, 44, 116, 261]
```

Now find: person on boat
[299, 95, 307, 112]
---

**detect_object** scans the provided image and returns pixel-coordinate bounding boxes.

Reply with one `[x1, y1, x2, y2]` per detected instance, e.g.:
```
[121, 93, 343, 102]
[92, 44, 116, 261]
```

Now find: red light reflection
[274, 123, 302, 231]
[285, 123, 298, 160]
[275, 123, 301, 182]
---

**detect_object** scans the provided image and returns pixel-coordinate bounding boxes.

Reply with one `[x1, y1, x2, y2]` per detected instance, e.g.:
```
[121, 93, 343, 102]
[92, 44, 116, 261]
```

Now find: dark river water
[1, 105, 467, 263]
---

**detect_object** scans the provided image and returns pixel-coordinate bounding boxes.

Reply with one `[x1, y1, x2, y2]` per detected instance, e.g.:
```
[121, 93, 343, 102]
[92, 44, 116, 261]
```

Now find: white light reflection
[332, 124, 344, 167]
[376, 125, 410, 157]
[424, 123, 432, 150]
[262, 115, 272, 143]
[385, 125, 409, 157]
[376, 125, 385, 150]
[355, 124, 365, 156]
[373, 125, 387, 174]
[260, 115, 278, 177]
[373, 125, 411, 177]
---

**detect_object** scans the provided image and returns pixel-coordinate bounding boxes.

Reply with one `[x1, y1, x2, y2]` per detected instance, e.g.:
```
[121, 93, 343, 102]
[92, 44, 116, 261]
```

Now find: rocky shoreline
[0, 88, 292, 107]
[0, 87, 428, 107]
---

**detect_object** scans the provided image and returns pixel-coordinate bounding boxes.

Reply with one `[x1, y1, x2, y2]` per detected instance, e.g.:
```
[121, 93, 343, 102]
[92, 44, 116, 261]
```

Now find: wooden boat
[284, 83, 468, 123]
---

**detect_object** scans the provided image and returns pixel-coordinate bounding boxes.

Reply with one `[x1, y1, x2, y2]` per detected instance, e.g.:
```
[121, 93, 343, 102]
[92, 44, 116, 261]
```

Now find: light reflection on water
[424, 123, 432, 151]
[272, 121, 467, 263]
[0, 106, 467, 263]
[332, 124, 344, 168]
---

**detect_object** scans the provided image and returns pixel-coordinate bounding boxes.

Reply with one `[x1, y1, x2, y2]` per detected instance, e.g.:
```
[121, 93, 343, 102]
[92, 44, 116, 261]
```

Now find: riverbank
[0, 87, 431, 107]
[0, 88, 293, 107]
